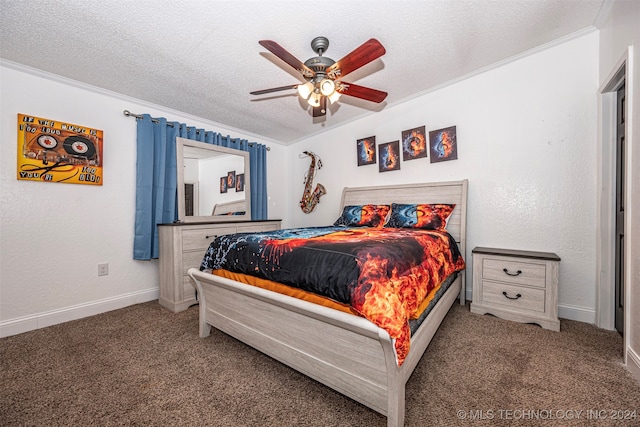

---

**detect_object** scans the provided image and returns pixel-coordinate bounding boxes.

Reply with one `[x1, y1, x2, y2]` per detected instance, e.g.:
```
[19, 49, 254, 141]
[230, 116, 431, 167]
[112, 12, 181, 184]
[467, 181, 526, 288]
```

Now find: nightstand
[470, 247, 560, 331]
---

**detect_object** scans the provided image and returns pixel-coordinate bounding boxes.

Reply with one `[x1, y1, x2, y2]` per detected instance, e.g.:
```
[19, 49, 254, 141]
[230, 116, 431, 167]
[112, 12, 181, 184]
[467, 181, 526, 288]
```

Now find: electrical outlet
[98, 263, 109, 276]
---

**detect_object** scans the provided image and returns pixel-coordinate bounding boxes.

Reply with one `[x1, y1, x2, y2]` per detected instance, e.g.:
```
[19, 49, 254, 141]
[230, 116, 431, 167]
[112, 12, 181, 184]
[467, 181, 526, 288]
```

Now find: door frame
[614, 82, 625, 334]
[597, 48, 632, 359]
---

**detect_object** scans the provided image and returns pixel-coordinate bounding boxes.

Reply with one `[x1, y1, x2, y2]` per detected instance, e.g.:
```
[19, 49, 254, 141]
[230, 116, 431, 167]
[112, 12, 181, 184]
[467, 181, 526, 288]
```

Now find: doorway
[185, 183, 195, 217]
[597, 53, 627, 334]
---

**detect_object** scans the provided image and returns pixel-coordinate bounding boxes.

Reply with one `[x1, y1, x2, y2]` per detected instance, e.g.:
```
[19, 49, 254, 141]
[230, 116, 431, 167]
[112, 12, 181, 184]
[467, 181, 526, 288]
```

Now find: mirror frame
[176, 137, 251, 223]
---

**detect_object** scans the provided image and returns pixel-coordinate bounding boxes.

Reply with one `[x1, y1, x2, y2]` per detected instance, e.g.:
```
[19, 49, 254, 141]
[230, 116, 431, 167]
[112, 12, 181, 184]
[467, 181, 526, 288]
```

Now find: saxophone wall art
[299, 151, 326, 213]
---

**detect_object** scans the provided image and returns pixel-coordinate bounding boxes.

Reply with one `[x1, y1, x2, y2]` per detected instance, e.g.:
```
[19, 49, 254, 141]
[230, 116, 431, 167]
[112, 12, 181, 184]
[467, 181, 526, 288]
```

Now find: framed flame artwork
[429, 126, 458, 163]
[356, 136, 377, 166]
[226, 171, 236, 189]
[378, 140, 400, 172]
[401, 125, 427, 161]
[16, 113, 103, 185]
[235, 173, 245, 192]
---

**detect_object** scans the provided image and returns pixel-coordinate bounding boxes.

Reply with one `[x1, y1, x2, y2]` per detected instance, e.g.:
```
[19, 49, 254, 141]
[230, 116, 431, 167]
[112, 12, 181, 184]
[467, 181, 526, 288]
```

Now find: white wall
[0, 63, 288, 336]
[288, 32, 599, 322]
[598, 0, 640, 383]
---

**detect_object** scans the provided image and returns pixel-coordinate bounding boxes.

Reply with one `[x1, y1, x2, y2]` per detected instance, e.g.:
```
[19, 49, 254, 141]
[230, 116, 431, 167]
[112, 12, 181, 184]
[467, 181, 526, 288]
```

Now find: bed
[188, 179, 468, 427]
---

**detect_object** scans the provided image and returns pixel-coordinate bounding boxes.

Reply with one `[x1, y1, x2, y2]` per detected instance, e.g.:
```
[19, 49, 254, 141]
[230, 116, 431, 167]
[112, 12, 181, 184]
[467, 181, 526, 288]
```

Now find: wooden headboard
[340, 180, 468, 255]
[211, 199, 247, 216]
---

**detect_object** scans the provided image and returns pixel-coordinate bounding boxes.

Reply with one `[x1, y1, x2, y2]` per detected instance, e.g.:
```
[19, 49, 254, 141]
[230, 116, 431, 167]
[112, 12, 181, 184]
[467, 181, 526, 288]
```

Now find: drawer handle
[205, 235, 217, 240]
[502, 291, 522, 300]
[503, 268, 522, 277]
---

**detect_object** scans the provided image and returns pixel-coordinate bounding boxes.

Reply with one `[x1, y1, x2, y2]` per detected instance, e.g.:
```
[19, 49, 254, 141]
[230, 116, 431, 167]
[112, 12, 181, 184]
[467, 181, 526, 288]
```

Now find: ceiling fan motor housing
[304, 37, 335, 82]
[304, 56, 335, 80]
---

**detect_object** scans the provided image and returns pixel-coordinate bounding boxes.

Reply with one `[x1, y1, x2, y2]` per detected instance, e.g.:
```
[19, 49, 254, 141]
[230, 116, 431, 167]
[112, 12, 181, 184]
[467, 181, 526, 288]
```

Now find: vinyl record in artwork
[63, 136, 97, 159]
[37, 134, 59, 150]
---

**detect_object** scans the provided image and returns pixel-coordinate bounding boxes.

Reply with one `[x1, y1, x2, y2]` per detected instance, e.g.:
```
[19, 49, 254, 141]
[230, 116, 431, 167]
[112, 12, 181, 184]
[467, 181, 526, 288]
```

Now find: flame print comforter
[200, 226, 465, 365]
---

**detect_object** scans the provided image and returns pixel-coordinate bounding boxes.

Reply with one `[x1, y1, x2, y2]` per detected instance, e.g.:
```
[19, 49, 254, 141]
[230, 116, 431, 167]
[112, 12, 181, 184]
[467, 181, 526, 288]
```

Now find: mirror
[176, 137, 251, 223]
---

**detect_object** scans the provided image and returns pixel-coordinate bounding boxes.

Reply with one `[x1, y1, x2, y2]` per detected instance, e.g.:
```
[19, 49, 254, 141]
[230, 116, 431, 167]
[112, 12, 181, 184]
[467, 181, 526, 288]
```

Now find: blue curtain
[133, 115, 178, 260]
[133, 115, 268, 260]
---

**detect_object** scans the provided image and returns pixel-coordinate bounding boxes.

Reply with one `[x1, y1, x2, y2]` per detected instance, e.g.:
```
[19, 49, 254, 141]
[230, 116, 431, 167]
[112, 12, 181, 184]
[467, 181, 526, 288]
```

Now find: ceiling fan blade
[312, 96, 327, 117]
[336, 82, 388, 103]
[326, 39, 386, 79]
[259, 40, 315, 78]
[250, 84, 298, 96]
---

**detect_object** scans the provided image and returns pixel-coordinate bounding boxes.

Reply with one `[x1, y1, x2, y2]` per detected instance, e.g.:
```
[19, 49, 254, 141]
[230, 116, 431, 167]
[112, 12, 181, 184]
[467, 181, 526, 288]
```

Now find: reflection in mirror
[176, 137, 251, 223]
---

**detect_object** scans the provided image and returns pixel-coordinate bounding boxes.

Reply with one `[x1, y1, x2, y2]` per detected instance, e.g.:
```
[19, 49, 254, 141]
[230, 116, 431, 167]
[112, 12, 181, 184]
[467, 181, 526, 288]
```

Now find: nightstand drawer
[482, 258, 546, 288]
[482, 281, 546, 313]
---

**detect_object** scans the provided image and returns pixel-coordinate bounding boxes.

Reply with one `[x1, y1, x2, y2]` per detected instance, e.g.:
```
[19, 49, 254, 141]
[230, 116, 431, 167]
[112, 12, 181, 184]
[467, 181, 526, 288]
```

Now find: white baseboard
[627, 347, 640, 386]
[558, 303, 596, 324]
[0, 288, 159, 338]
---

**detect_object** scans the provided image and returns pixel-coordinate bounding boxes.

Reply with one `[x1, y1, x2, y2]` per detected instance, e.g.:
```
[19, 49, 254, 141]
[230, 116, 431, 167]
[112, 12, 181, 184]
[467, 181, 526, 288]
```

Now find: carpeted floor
[1, 301, 638, 426]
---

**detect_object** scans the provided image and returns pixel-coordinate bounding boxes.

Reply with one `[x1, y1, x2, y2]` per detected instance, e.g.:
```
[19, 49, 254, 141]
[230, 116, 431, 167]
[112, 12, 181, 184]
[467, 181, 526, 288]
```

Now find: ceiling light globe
[328, 91, 341, 104]
[307, 92, 321, 107]
[319, 79, 335, 96]
[297, 82, 314, 99]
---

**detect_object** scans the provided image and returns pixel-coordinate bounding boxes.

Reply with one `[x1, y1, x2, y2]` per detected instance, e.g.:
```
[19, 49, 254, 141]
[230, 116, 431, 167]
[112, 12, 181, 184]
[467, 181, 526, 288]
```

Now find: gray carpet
[1, 301, 639, 426]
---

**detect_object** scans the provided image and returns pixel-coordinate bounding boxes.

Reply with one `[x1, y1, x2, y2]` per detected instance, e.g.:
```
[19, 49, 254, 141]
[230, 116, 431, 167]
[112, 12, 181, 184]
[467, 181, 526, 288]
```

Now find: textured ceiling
[0, 0, 608, 145]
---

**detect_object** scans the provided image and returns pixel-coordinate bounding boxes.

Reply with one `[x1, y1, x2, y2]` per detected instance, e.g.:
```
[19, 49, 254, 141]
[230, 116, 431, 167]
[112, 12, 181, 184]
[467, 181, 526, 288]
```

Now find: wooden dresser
[470, 247, 560, 331]
[158, 220, 282, 312]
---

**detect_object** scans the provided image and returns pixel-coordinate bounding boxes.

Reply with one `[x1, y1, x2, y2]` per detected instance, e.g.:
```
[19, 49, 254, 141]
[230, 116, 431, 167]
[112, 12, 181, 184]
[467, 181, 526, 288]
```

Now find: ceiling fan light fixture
[307, 92, 321, 107]
[297, 82, 314, 99]
[319, 78, 335, 96]
[252, 37, 387, 118]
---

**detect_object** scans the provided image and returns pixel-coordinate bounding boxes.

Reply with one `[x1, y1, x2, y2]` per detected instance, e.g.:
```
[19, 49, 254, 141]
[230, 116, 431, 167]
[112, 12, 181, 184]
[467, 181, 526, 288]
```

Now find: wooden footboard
[188, 268, 462, 427]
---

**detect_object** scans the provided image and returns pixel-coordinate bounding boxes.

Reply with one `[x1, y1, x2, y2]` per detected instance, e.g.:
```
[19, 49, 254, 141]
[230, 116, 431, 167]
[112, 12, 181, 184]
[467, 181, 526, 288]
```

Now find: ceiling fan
[250, 36, 388, 118]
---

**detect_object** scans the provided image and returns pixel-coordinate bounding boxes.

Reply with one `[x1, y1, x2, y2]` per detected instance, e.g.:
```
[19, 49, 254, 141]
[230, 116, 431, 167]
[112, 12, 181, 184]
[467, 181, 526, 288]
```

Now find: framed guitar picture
[357, 136, 376, 166]
[378, 140, 400, 172]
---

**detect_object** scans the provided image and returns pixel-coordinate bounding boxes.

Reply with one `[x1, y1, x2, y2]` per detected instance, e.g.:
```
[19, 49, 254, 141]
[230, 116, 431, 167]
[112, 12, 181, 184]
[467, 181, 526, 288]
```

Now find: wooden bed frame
[188, 179, 468, 427]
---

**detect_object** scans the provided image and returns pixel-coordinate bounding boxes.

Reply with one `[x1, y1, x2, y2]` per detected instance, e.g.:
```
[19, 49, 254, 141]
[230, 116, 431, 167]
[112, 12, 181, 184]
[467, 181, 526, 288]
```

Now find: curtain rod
[123, 110, 270, 150]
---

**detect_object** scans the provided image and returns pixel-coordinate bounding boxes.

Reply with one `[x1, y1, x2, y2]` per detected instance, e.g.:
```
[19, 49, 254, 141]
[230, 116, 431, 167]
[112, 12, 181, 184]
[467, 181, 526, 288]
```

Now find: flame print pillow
[386, 203, 455, 230]
[334, 204, 391, 228]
